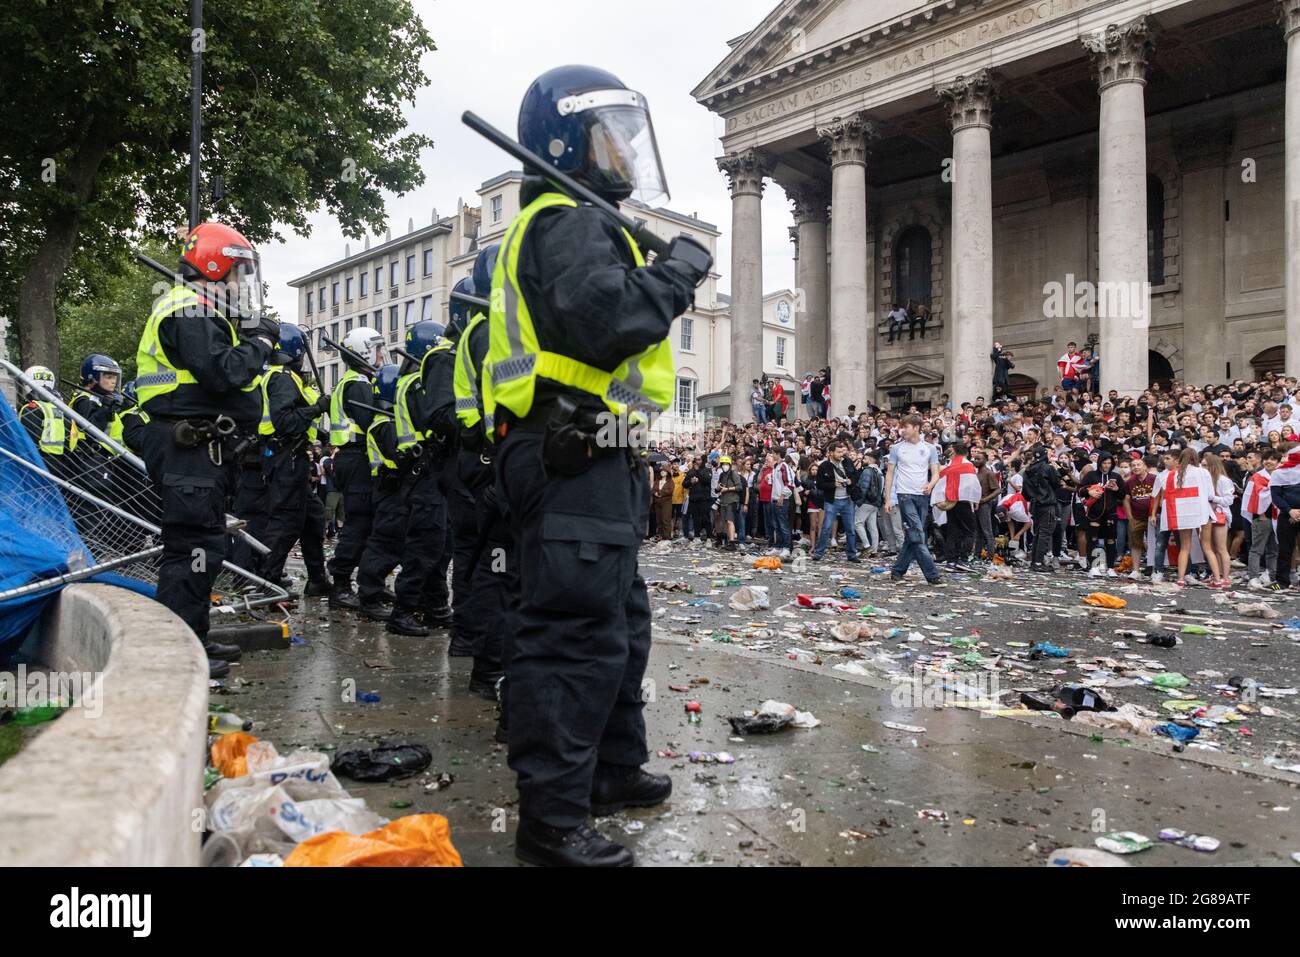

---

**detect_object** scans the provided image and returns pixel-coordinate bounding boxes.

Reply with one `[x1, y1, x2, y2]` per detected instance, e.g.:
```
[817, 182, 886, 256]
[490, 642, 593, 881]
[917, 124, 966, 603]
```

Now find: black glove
[244, 314, 281, 349]
[314, 393, 332, 414]
[659, 235, 713, 289]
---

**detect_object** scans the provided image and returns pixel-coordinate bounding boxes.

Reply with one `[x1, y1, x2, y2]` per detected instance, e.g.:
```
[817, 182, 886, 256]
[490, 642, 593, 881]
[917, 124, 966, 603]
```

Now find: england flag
[930, 456, 982, 525]
[1243, 469, 1274, 519]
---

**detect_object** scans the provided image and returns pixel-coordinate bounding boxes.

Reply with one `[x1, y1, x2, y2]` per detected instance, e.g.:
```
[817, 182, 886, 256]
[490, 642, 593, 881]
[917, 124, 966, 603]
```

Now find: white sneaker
[1231, 558, 1246, 569]
[1128, 569, 1144, 580]
[1106, 568, 1117, 577]
[1077, 555, 1088, 570]
[1150, 572, 1164, 583]
[780, 549, 791, 559]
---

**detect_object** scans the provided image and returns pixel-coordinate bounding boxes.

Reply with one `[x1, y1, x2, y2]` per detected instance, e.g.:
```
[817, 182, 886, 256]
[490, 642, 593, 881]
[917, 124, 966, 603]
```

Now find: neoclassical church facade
[694, 0, 1298, 417]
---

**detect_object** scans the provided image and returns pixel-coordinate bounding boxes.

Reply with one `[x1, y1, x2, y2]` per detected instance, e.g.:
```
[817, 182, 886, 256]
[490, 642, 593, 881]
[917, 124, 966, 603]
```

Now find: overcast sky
[259, 0, 797, 319]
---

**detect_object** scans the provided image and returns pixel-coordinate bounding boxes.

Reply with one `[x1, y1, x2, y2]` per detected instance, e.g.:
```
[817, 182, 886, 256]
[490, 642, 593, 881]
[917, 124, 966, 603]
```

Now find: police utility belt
[509, 396, 643, 477]
[153, 413, 252, 466]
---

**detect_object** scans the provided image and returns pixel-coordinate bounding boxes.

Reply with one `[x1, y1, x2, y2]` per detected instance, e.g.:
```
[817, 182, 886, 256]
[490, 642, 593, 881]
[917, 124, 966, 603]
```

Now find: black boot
[515, 820, 633, 868]
[590, 765, 672, 817]
[202, 639, 242, 663]
[208, 658, 230, 680]
[468, 669, 503, 700]
[447, 632, 475, 656]
[424, 605, 453, 626]
[381, 588, 398, 604]
[386, 606, 429, 636]
[329, 582, 360, 610]
[359, 599, 391, 622]
[304, 576, 332, 597]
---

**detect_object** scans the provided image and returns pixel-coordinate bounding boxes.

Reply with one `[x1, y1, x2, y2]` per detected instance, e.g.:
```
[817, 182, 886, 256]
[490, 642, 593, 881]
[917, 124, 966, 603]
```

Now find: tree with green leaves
[0, 0, 434, 372]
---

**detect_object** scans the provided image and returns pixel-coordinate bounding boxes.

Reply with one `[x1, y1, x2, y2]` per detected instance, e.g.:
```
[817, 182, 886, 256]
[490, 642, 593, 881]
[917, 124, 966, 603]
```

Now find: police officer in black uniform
[134, 222, 279, 679]
[257, 323, 333, 596]
[326, 326, 385, 610]
[489, 66, 711, 866]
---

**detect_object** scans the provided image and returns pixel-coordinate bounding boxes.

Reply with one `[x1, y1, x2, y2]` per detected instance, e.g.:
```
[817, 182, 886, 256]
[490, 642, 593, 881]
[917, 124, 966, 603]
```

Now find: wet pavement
[221, 540, 1300, 866]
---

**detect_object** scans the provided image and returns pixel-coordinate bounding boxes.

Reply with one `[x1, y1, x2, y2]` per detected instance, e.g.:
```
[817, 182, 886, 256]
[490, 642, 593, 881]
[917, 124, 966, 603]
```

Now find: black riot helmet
[518, 65, 668, 205]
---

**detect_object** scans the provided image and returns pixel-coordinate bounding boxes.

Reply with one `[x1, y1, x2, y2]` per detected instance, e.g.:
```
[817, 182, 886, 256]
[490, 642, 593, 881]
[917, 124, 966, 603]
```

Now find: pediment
[693, 0, 936, 100]
[877, 361, 943, 387]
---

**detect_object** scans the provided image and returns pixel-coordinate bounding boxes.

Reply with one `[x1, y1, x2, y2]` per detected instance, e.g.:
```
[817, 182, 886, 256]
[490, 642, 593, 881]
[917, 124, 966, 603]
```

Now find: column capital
[717, 149, 771, 198]
[785, 182, 830, 224]
[818, 112, 878, 168]
[1082, 16, 1156, 91]
[1281, 0, 1300, 40]
[936, 70, 997, 133]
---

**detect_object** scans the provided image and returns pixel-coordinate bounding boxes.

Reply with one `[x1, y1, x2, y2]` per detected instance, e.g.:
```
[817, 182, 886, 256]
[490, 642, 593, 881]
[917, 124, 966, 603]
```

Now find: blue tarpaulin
[0, 393, 153, 656]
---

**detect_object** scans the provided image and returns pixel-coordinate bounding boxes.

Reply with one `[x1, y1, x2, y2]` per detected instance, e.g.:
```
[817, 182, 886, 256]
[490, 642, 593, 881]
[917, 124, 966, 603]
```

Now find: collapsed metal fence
[0, 356, 287, 613]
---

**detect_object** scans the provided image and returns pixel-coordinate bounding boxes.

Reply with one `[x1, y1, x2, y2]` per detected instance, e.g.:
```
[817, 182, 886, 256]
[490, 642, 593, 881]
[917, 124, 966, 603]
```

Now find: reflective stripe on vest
[393, 372, 424, 452]
[329, 369, 367, 446]
[260, 366, 320, 443]
[136, 285, 254, 409]
[453, 312, 487, 429]
[482, 192, 674, 436]
[366, 414, 397, 476]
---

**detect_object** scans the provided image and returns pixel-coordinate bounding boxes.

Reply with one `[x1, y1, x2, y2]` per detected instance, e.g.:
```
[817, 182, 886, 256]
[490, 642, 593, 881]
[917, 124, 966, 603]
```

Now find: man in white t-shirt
[884, 413, 943, 585]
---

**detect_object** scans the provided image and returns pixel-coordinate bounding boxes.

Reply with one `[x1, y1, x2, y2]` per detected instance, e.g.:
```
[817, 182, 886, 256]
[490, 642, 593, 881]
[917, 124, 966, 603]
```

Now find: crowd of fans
[646, 368, 1300, 592]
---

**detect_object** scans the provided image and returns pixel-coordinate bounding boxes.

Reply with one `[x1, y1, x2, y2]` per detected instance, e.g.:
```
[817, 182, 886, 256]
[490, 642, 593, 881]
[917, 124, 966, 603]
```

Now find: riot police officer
[134, 221, 279, 679]
[327, 326, 385, 610]
[423, 277, 478, 654]
[71, 353, 124, 439]
[116, 381, 151, 457]
[19, 365, 80, 475]
[256, 323, 333, 595]
[391, 322, 452, 633]
[355, 363, 421, 628]
[444, 252, 514, 707]
[485, 66, 711, 866]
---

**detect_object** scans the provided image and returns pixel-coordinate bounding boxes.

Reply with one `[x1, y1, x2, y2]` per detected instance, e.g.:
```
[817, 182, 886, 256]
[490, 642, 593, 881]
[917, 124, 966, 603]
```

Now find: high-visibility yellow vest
[259, 365, 320, 443]
[366, 414, 397, 476]
[136, 285, 257, 410]
[329, 368, 368, 446]
[72, 390, 120, 453]
[25, 402, 77, 456]
[393, 341, 453, 452]
[481, 191, 674, 440]
[115, 406, 149, 436]
[453, 312, 487, 430]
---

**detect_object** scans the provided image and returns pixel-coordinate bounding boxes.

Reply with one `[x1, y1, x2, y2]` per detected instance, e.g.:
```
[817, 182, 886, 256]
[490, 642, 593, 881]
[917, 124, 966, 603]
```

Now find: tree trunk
[17, 208, 81, 371]
[16, 115, 115, 371]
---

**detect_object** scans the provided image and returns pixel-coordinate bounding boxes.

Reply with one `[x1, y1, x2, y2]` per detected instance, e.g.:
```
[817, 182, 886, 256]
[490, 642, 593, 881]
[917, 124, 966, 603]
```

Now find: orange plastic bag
[752, 557, 782, 570]
[284, 813, 463, 867]
[1115, 554, 1133, 573]
[211, 732, 258, 778]
[1082, 592, 1127, 609]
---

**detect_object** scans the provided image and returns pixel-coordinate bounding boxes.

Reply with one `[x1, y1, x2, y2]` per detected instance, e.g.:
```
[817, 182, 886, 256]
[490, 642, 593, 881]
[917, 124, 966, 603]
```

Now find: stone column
[937, 70, 995, 409]
[1177, 126, 1230, 384]
[1084, 17, 1154, 397]
[1284, 0, 1300, 375]
[819, 113, 876, 411]
[786, 183, 830, 378]
[718, 149, 770, 423]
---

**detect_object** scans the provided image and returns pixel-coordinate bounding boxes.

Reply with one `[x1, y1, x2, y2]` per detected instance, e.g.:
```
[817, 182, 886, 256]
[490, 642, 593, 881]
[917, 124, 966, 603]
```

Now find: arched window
[1148, 350, 1174, 389]
[893, 226, 932, 311]
[1147, 175, 1165, 285]
[1251, 346, 1285, 380]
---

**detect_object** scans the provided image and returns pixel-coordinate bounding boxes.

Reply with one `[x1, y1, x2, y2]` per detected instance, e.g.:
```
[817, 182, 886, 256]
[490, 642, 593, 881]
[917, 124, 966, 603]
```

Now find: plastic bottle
[208, 711, 254, 734]
[711, 578, 742, 587]
[12, 704, 66, 726]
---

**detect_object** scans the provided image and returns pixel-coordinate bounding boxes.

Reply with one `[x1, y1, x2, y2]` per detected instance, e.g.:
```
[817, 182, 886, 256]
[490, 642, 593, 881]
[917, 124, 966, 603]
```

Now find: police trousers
[496, 427, 650, 828]
[260, 446, 327, 583]
[228, 461, 268, 575]
[137, 419, 235, 642]
[357, 467, 446, 610]
[327, 446, 372, 582]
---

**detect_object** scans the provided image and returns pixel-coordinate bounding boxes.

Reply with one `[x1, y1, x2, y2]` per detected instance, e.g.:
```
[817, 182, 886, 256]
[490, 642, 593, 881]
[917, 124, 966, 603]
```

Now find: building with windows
[289, 172, 753, 437]
[695, 0, 1298, 419]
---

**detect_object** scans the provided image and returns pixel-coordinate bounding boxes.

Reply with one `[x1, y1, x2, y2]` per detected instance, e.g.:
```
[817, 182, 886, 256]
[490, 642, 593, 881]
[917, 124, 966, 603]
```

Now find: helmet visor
[576, 94, 668, 204]
[227, 255, 264, 321]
